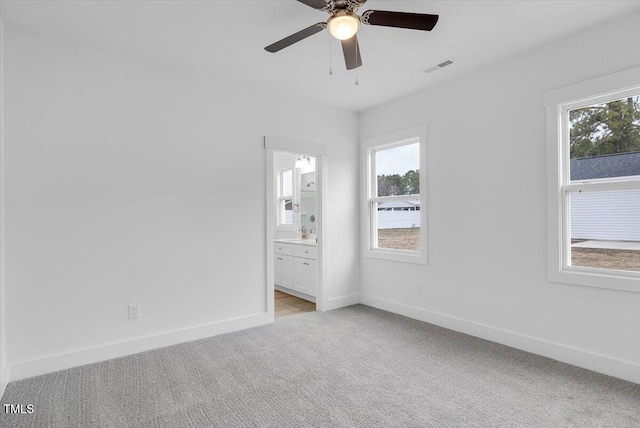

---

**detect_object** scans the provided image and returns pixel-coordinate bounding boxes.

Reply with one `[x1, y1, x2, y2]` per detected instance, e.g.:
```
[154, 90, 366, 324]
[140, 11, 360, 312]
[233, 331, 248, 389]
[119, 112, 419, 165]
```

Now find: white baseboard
[324, 293, 360, 311]
[275, 285, 316, 303]
[361, 294, 640, 384]
[0, 366, 8, 399]
[9, 312, 271, 383]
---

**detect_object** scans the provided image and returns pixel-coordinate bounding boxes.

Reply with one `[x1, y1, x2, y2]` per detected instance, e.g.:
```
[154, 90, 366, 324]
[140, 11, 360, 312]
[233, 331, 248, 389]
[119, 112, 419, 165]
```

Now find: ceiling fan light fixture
[327, 12, 359, 40]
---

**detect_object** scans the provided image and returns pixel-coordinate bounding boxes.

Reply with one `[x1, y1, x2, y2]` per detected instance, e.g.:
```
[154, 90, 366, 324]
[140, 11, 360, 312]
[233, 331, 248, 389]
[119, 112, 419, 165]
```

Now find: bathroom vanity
[273, 239, 317, 302]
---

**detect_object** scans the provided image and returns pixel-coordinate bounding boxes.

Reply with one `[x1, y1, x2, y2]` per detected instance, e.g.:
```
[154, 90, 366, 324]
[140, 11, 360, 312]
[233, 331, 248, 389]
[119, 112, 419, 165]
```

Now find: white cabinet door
[307, 259, 318, 297]
[281, 255, 294, 290]
[274, 256, 283, 286]
[293, 258, 309, 293]
[293, 258, 318, 295]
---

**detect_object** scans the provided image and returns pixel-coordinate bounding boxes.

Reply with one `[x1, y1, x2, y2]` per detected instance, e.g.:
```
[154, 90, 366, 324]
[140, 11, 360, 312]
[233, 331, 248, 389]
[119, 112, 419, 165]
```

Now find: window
[278, 169, 293, 227]
[545, 66, 640, 292]
[362, 125, 427, 264]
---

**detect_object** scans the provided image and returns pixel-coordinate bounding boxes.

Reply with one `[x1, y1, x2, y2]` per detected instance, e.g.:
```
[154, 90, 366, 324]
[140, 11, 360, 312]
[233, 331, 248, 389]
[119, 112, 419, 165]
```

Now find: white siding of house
[570, 189, 640, 241]
[377, 210, 421, 229]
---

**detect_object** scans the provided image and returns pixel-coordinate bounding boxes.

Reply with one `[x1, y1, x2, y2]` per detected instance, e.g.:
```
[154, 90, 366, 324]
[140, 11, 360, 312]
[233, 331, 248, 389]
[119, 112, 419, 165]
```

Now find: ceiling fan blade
[265, 23, 326, 53]
[296, 0, 329, 10]
[361, 10, 439, 31]
[341, 35, 363, 70]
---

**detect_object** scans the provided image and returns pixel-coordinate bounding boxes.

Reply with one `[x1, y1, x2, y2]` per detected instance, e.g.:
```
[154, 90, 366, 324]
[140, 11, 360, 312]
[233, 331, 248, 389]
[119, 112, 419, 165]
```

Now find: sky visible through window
[376, 143, 420, 176]
[282, 170, 292, 196]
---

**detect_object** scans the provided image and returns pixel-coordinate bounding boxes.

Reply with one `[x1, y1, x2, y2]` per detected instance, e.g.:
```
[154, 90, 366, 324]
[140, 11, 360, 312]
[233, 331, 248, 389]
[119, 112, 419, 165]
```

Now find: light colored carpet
[1, 305, 639, 427]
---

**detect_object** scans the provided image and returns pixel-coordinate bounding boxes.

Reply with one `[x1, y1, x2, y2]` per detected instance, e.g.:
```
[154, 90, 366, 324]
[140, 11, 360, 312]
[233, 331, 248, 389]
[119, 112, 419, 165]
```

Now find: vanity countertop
[274, 238, 317, 247]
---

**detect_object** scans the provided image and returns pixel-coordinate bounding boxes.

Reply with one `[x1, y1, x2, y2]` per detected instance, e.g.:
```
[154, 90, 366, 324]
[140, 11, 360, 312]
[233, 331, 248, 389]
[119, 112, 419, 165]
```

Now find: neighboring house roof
[378, 200, 420, 209]
[571, 151, 640, 180]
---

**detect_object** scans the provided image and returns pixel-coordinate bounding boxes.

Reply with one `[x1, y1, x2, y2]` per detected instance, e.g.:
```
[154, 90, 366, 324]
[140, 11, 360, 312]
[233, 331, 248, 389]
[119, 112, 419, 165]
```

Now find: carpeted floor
[1, 305, 639, 427]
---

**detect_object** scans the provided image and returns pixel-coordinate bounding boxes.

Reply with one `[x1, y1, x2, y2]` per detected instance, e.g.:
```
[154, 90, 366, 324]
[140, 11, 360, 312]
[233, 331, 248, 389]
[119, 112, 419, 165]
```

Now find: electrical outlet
[129, 304, 140, 319]
[415, 283, 423, 294]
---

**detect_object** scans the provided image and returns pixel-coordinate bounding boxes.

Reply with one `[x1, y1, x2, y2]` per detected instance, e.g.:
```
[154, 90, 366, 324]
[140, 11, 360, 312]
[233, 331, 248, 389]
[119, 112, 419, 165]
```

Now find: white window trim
[361, 124, 428, 264]
[544, 66, 640, 293]
[276, 168, 295, 230]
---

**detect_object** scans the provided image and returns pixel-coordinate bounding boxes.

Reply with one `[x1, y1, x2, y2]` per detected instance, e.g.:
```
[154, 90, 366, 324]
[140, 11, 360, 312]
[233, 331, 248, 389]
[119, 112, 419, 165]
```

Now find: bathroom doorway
[265, 137, 326, 320]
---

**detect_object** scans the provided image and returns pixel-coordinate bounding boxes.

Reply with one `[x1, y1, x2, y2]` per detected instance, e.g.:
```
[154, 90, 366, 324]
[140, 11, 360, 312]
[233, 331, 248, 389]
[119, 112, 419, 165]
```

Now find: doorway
[265, 137, 326, 321]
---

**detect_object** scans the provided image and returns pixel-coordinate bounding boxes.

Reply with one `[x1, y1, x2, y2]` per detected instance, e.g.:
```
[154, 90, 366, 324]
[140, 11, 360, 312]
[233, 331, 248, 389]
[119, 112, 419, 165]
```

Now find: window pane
[569, 95, 640, 181]
[281, 198, 293, 225]
[569, 189, 640, 272]
[376, 142, 420, 197]
[375, 199, 421, 251]
[282, 170, 293, 197]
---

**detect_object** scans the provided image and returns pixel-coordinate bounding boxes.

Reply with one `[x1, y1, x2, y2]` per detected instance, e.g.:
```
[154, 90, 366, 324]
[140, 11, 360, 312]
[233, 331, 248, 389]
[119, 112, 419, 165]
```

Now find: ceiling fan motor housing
[325, 0, 366, 14]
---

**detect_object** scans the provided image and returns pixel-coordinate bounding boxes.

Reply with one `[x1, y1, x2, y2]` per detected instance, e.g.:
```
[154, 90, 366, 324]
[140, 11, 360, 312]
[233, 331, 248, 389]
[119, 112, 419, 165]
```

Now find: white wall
[0, 15, 8, 397]
[4, 25, 359, 380]
[359, 11, 640, 383]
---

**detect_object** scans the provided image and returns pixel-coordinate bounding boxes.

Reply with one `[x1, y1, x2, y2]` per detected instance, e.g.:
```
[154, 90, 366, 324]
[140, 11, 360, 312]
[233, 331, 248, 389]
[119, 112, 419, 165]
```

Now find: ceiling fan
[265, 0, 439, 70]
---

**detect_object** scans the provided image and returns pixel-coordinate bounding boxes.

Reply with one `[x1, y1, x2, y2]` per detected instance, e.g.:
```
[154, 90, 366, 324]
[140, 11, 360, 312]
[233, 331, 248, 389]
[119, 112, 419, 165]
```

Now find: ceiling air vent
[422, 59, 453, 74]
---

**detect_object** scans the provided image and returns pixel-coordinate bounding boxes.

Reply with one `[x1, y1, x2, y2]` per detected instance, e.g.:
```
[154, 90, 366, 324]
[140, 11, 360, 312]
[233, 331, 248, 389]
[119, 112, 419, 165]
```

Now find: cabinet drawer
[274, 243, 293, 256]
[294, 245, 317, 260]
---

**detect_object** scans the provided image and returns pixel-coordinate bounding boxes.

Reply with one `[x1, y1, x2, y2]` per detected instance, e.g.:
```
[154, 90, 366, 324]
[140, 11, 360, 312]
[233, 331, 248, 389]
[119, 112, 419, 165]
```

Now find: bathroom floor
[275, 290, 316, 319]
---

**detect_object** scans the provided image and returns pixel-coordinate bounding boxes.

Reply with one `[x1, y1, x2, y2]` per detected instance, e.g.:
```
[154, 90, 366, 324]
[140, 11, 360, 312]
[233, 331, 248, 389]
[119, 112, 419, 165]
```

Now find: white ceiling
[2, 0, 640, 112]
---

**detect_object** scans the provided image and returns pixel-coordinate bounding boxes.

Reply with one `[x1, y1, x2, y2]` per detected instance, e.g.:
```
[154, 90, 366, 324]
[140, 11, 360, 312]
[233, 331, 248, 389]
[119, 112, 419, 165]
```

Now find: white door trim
[265, 136, 327, 157]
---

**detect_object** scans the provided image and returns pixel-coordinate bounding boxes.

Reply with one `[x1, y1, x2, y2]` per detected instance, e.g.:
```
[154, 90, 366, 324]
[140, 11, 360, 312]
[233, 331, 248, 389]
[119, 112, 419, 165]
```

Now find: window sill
[548, 268, 640, 293]
[364, 248, 427, 265]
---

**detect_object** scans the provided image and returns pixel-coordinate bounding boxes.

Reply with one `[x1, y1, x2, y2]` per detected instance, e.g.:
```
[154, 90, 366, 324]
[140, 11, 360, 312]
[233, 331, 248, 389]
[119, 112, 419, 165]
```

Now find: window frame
[276, 168, 294, 229]
[361, 124, 428, 264]
[544, 66, 640, 292]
